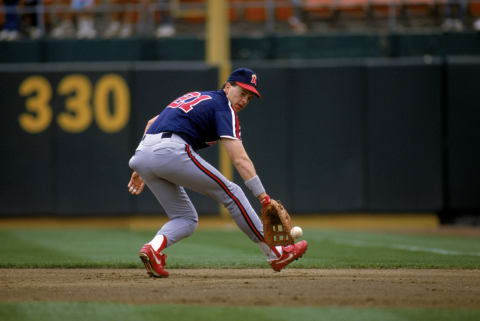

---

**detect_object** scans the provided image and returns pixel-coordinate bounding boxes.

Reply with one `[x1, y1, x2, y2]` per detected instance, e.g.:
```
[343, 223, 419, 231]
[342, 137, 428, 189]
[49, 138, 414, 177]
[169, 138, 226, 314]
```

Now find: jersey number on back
[167, 92, 212, 113]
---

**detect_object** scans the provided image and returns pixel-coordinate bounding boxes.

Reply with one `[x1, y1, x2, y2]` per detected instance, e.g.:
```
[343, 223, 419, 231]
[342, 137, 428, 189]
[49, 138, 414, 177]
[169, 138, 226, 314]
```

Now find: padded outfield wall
[1, 33, 480, 63]
[1, 58, 479, 219]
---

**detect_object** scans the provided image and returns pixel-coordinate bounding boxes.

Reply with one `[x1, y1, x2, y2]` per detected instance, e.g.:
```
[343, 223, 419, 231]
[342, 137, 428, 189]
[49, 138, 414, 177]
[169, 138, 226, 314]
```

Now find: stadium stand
[1, 0, 480, 40]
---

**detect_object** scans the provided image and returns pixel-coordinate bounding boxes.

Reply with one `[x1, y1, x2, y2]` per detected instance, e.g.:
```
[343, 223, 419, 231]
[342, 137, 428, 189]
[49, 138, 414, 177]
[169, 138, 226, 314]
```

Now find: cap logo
[250, 74, 257, 86]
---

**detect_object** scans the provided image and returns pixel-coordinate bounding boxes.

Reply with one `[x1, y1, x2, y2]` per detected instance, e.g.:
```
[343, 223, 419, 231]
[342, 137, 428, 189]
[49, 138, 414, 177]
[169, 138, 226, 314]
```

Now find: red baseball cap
[227, 68, 261, 98]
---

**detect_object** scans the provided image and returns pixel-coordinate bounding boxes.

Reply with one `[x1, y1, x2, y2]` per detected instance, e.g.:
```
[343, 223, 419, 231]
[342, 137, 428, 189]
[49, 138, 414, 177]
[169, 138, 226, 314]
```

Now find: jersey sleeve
[215, 102, 241, 140]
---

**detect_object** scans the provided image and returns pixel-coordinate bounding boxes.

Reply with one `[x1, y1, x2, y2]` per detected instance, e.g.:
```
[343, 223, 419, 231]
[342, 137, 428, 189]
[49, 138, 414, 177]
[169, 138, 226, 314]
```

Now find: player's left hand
[128, 171, 145, 195]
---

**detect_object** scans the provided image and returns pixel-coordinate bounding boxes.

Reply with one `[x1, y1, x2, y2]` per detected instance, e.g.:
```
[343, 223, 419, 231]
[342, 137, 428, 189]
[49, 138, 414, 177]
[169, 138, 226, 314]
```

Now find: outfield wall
[1, 33, 480, 63]
[1, 58, 479, 219]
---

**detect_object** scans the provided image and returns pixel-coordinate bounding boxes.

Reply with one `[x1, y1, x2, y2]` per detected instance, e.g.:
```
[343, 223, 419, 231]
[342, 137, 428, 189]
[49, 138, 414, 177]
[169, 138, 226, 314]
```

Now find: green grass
[1, 228, 479, 321]
[0, 228, 479, 269]
[1, 302, 479, 321]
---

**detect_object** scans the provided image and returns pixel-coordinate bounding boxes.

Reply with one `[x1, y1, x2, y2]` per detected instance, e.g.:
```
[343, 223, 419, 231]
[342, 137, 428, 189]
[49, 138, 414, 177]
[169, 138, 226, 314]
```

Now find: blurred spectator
[154, 0, 175, 37]
[0, 0, 21, 41]
[288, 0, 307, 33]
[102, 0, 174, 38]
[442, 0, 466, 32]
[72, 0, 97, 38]
[50, 0, 76, 38]
[50, 0, 97, 38]
[22, 0, 43, 39]
[475, 18, 480, 32]
[103, 0, 136, 38]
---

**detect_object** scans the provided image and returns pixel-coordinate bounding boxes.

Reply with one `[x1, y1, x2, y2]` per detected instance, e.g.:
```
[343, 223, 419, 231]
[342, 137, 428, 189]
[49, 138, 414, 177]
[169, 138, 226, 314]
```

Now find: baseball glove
[261, 199, 294, 247]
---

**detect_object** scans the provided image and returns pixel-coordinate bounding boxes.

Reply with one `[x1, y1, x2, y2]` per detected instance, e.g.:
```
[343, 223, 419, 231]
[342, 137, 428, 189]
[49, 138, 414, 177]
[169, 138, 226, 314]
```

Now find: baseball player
[128, 68, 308, 277]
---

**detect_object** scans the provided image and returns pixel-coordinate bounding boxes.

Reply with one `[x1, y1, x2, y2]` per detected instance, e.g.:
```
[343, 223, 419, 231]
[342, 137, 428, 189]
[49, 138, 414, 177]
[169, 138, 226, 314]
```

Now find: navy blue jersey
[147, 90, 241, 150]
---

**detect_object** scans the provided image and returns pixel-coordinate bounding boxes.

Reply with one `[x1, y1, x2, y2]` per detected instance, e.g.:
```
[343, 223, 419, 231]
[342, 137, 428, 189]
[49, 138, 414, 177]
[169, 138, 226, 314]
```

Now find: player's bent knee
[189, 220, 198, 235]
[129, 155, 149, 176]
[129, 156, 139, 171]
[160, 217, 198, 245]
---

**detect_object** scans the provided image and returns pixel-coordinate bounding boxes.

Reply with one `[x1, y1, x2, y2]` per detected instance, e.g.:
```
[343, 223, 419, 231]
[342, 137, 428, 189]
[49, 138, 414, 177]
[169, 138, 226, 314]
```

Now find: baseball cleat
[269, 240, 308, 272]
[139, 244, 169, 278]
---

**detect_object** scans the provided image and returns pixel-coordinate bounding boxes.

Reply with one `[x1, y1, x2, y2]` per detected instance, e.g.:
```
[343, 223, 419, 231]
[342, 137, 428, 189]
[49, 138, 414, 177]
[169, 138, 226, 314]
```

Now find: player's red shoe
[269, 240, 308, 272]
[139, 244, 169, 278]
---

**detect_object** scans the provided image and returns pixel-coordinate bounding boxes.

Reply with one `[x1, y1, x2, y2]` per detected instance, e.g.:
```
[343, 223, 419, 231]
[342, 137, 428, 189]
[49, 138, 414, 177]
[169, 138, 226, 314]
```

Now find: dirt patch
[1, 269, 479, 308]
[0, 214, 441, 231]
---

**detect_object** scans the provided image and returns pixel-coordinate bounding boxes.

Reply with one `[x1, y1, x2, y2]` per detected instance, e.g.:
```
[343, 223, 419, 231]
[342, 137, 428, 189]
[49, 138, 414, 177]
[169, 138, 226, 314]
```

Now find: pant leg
[129, 150, 198, 248]
[143, 175, 199, 248]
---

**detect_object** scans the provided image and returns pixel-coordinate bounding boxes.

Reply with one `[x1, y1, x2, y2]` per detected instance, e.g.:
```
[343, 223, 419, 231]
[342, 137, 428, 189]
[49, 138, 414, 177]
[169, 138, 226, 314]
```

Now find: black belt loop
[161, 132, 173, 139]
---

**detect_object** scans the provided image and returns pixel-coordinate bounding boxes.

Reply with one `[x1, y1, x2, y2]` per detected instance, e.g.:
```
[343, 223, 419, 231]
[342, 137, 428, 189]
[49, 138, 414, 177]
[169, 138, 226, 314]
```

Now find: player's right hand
[128, 171, 145, 195]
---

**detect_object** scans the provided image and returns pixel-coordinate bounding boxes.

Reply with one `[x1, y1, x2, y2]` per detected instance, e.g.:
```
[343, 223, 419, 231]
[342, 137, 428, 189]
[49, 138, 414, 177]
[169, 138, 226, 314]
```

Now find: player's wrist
[245, 175, 265, 198]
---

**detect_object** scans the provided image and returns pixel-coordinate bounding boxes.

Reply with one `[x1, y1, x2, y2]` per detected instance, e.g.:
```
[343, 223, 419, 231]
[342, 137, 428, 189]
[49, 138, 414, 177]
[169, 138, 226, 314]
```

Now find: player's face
[225, 83, 254, 112]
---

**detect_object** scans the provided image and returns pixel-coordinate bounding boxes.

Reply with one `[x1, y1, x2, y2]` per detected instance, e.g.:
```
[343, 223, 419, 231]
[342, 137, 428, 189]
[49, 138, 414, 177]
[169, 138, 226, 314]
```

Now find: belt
[140, 132, 186, 146]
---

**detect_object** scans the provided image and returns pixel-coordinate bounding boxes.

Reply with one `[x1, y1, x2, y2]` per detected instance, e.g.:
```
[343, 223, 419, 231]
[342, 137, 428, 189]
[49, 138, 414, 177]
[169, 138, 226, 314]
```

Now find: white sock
[257, 242, 283, 261]
[149, 234, 167, 252]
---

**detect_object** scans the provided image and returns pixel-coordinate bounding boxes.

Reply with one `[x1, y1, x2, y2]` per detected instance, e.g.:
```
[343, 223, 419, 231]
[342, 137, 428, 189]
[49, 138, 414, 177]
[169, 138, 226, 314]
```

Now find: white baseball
[290, 226, 303, 239]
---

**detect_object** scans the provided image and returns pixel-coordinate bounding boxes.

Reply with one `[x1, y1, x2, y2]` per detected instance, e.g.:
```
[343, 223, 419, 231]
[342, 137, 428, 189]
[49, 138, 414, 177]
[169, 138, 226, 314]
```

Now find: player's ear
[224, 82, 232, 93]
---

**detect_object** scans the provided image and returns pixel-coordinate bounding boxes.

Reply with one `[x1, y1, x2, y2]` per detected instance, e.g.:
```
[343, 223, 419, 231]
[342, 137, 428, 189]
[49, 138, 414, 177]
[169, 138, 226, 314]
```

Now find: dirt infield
[1, 268, 479, 308]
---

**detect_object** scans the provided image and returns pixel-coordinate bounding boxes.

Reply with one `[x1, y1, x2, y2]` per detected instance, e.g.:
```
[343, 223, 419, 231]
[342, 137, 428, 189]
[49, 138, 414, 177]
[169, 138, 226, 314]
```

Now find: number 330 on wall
[18, 74, 130, 134]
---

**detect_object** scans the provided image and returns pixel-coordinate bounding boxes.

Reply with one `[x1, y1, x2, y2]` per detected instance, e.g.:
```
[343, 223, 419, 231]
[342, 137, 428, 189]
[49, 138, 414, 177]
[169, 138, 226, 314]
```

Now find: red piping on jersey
[185, 144, 264, 243]
[234, 111, 240, 139]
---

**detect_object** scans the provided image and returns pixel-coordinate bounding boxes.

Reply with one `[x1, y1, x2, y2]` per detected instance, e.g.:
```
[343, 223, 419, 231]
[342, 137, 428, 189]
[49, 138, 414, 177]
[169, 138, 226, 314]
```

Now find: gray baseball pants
[129, 133, 266, 248]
